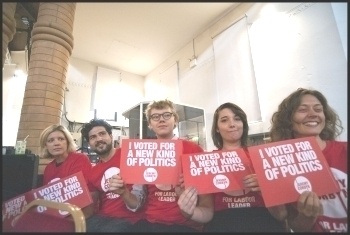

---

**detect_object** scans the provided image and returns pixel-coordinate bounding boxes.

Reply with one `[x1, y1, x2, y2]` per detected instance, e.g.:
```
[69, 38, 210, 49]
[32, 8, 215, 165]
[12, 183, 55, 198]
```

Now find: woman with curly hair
[269, 88, 347, 232]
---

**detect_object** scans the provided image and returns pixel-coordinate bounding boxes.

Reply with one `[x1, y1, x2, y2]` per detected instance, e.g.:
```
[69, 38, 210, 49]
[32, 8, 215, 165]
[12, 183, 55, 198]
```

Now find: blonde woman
[39, 124, 92, 185]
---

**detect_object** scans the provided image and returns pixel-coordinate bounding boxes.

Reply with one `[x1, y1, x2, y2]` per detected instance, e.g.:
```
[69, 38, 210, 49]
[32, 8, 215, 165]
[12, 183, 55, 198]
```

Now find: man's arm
[121, 184, 146, 211]
[108, 174, 146, 211]
[177, 186, 214, 223]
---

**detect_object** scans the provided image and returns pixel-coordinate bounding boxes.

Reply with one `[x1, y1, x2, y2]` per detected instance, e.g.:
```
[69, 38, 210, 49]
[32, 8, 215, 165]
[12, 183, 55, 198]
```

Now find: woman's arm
[286, 191, 323, 232]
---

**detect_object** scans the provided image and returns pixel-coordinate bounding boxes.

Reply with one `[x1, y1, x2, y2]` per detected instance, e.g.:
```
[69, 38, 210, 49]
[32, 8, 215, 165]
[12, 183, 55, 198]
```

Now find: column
[16, 3, 76, 174]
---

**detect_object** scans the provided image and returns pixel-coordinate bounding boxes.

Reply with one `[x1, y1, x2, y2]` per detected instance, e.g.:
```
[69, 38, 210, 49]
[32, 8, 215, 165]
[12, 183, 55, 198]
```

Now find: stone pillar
[16, 3, 76, 174]
[2, 2, 17, 68]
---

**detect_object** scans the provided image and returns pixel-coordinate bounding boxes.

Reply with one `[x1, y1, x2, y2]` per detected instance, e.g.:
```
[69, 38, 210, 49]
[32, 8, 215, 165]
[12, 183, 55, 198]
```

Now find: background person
[132, 99, 214, 232]
[81, 119, 146, 232]
[269, 88, 347, 232]
[204, 102, 287, 232]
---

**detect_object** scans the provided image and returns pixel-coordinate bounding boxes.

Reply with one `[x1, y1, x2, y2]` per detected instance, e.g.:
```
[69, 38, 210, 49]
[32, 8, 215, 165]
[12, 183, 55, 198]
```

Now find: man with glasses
[132, 99, 214, 232]
[81, 119, 146, 232]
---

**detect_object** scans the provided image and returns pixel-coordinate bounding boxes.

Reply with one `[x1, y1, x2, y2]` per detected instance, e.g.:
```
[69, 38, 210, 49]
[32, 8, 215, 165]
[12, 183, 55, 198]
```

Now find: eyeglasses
[150, 112, 173, 121]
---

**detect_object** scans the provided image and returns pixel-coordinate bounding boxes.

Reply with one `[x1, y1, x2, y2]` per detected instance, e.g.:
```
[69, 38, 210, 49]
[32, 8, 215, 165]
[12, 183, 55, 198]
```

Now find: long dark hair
[211, 102, 249, 149]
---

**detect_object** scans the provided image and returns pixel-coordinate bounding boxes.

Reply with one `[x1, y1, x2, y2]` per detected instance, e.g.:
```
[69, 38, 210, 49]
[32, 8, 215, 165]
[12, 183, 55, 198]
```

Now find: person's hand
[243, 174, 260, 192]
[177, 186, 198, 219]
[178, 173, 185, 188]
[174, 173, 185, 196]
[296, 191, 323, 217]
[108, 174, 126, 195]
[268, 204, 288, 221]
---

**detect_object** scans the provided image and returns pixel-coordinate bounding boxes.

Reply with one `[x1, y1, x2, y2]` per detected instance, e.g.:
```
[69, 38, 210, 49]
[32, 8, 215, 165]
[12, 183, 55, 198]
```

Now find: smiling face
[87, 126, 113, 156]
[46, 130, 68, 157]
[216, 108, 243, 147]
[292, 94, 326, 138]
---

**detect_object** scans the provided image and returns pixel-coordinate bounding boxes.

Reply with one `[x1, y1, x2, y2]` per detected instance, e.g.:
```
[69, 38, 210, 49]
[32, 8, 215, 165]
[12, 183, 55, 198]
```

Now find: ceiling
[9, 2, 240, 76]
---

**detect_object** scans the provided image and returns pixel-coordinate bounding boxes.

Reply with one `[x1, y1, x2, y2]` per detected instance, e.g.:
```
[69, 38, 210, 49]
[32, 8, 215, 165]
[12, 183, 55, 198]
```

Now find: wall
[2, 51, 28, 146]
[64, 57, 144, 126]
[2, 3, 347, 150]
[145, 3, 256, 151]
[145, 2, 347, 150]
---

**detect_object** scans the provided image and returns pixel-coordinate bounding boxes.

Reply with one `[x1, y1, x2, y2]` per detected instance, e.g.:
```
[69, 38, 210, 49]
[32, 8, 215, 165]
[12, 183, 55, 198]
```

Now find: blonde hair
[39, 124, 77, 158]
[144, 99, 179, 126]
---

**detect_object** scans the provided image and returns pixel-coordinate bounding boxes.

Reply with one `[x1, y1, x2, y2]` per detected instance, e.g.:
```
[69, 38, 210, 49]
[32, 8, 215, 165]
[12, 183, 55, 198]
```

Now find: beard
[93, 141, 113, 155]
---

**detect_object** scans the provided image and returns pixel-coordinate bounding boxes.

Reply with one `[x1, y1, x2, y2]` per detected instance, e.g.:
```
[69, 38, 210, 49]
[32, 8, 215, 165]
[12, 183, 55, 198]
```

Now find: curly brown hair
[270, 88, 343, 142]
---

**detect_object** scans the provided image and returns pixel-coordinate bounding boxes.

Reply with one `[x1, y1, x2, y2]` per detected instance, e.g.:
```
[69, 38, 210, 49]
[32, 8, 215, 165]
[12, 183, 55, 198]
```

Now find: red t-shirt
[311, 141, 347, 232]
[213, 149, 266, 211]
[87, 148, 143, 223]
[43, 152, 92, 185]
[144, 140, 205, 231]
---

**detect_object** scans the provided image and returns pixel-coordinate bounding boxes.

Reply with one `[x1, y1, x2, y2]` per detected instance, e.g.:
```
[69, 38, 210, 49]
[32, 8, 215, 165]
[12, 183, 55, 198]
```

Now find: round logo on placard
[213, 174, 230, 189]
[144, 168, 158, 182]
[294, 176, 312, 194]
[101, 167, 120, 192]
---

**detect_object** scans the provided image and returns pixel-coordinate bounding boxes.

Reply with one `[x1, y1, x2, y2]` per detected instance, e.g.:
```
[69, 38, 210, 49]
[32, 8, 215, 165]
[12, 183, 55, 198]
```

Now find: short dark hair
[81, 119, 112, 142]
